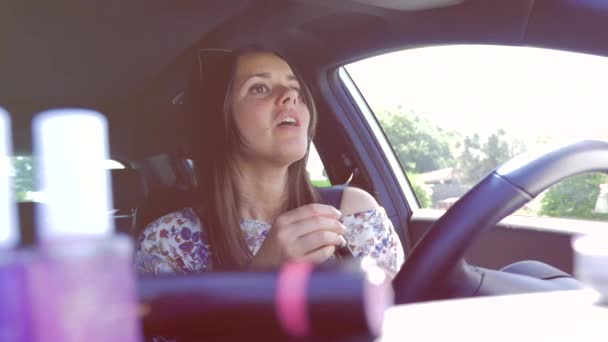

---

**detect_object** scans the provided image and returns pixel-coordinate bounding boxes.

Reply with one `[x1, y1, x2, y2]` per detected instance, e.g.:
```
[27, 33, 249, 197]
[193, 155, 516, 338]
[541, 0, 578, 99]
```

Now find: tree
[376, 108, 456, 173]
[375, 108, 454, 208]
[480, 129, 512, 172]
[11, 156, 35, 201]
[455, 129, 525, 185]
[539, 173, 608, 221]
[408, 173, 431, 208]
[455, 133, 483, 184]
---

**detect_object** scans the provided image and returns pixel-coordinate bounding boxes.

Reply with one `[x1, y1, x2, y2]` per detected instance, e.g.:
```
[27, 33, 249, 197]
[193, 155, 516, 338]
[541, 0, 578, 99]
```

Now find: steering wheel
[392, 140, 608, 304]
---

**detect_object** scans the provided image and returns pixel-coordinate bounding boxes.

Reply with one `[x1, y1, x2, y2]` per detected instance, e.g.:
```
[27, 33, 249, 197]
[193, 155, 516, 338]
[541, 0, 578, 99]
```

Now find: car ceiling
[2, 0, 608, 160]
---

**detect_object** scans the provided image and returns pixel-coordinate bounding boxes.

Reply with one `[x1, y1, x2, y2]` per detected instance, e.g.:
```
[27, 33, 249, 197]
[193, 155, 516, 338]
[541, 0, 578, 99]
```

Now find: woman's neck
[235, 159, 290, 223]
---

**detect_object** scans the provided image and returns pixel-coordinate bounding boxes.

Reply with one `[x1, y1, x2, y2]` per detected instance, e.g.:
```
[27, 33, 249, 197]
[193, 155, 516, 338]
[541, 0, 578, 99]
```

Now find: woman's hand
[249, 204, 346, 269]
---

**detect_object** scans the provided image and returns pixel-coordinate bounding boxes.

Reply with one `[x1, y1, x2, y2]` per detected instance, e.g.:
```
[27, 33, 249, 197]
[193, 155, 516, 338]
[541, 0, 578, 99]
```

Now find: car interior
[3, 0, 608, 340]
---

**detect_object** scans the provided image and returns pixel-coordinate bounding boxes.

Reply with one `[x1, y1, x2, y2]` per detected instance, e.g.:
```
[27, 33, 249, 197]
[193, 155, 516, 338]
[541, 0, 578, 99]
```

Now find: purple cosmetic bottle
[0, 108, 32, 342]
[28, 109, 141, 342]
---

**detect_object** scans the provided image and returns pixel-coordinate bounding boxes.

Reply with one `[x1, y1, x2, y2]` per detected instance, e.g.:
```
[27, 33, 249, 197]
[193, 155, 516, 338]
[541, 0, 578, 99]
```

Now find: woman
[135, 48, 404, 278]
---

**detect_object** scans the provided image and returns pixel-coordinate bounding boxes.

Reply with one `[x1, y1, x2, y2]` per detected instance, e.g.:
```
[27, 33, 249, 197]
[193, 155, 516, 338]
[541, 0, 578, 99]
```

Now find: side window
[12, 156, 126, 202]
[346, 45, 608, 222]
[307, 144, 331, 188]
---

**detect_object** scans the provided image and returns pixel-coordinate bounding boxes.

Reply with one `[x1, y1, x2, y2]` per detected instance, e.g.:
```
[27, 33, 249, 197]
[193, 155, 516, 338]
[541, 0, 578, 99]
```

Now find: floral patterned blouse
[135, 206, 405, 278]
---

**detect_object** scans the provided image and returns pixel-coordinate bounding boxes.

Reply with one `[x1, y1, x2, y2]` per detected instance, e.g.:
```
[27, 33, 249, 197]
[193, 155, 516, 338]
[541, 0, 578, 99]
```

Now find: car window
[11, 155, 126, 202]
[345, 45, 608, 222]
[307, 143, 331, 188]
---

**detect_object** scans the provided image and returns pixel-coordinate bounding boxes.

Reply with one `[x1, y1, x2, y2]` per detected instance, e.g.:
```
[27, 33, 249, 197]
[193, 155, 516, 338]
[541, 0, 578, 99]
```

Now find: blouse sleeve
[341, 206, 405, 279]
[135, 207, 213, 275]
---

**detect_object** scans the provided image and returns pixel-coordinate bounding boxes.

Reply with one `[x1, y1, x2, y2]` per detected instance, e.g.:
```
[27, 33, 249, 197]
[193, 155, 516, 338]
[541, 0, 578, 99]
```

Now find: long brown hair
[190, 48, 319, 269]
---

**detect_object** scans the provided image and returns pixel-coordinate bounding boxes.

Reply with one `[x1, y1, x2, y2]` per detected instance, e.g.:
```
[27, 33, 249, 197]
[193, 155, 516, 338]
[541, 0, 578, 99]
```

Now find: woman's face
[230, 52, 311, 167]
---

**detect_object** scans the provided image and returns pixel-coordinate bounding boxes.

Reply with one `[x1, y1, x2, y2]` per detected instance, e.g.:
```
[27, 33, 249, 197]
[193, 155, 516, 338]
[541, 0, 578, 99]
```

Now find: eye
[292, 87, 304, 100]
[249, 84, 270, 95]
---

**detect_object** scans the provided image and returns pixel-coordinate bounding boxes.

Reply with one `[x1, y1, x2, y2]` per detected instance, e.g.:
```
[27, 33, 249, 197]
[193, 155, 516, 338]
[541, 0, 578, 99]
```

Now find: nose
[279, 87, 299, 106]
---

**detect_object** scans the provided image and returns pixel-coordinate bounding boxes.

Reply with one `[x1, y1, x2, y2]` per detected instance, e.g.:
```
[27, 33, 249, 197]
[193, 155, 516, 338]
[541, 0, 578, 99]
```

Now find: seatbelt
[316, 185, 352, 259]
[316, 185, 346, 209]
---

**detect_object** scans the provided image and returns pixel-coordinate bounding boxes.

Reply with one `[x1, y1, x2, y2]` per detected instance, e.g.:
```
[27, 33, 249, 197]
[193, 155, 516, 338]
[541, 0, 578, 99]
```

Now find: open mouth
[277, 117, 299, 127]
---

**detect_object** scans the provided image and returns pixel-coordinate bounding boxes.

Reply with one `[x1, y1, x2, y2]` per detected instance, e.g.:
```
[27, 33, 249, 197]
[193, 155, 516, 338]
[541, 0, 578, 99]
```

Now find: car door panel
[408, 210, 582, 274]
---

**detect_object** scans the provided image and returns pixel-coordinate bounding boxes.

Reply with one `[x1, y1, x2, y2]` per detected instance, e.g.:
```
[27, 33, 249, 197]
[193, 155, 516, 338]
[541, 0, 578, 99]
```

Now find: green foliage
[311, 179, 332, 188]
[376, 107, 530, 210]
[455, 130, 525, 185]
[408, 173, 431, 208]
[376, 108, 456, 173]
[539, 173, 608, 221]
[375, 106, 608, 222]
[11, 156, 35, 202]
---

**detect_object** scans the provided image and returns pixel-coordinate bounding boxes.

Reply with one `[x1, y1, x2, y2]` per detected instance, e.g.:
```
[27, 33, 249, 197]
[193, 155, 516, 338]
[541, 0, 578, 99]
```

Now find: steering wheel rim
[392, 140, 608, 304]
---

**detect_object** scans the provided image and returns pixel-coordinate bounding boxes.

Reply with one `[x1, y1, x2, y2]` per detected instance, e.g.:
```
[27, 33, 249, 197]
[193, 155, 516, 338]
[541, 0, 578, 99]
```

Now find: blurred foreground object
[573, 233, 608, 304]
[139, 259, 393, 340]
[0, 107, 31, 342]
[28, 109, 141, 342]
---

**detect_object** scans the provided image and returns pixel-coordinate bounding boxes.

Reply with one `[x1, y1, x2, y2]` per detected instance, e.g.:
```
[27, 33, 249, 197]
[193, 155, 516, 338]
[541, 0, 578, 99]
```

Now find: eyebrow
[243, 72, 298, 84]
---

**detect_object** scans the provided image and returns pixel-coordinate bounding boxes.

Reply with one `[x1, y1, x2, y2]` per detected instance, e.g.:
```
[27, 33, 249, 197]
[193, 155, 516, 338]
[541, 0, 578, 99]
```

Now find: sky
[345, 45, 608, 144]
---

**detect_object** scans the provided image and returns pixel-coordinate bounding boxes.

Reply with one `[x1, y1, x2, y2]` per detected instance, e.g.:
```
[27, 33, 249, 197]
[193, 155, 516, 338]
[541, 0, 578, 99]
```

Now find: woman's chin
[274, 148, 308, 166]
